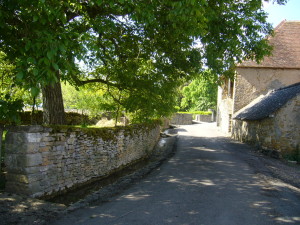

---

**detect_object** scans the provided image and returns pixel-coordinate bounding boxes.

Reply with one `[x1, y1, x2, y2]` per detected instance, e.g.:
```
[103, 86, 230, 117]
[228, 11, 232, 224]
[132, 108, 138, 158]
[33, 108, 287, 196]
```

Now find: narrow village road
[51, 123, 300, 225]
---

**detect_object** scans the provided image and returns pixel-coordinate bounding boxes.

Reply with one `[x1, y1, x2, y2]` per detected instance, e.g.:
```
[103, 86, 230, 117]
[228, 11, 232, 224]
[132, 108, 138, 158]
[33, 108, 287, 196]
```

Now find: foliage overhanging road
[51, 123, 300, 225]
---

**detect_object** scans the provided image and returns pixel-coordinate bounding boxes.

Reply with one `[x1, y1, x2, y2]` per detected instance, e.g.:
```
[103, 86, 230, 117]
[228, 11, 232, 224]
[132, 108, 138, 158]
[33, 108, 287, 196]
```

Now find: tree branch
[82, 2, 132, 19]
[78, 78, 121, 89]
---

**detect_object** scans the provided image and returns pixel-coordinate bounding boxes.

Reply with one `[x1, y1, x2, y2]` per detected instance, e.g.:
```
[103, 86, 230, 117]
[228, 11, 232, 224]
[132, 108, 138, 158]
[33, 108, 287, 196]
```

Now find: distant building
[217, 20, 300, 157]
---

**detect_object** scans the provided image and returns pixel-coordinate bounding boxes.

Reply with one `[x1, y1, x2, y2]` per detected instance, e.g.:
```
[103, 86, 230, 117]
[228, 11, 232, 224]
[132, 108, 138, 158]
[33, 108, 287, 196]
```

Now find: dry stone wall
[232, 95, 300, 157]
[5, 124, 160, 197]
[195, 114, 213, 123]
[170, 113, 193, 125]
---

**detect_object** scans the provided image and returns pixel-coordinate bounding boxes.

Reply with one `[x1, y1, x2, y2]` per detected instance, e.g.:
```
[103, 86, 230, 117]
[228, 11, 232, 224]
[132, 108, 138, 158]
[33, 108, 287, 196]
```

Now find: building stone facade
[217, 83, 233, 133]
[217, 20, 300, 157]
[233, 68, 300, 113]
[232, 93, 300, 157]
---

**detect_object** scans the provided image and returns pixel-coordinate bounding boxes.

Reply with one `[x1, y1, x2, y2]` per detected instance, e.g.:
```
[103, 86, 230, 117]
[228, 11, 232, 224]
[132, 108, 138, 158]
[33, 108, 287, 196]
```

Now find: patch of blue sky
[263, 0, 300, 27]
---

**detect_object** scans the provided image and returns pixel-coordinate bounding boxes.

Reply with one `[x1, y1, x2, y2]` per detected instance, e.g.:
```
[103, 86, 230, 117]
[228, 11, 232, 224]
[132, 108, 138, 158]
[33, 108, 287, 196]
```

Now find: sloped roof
[233, 82, 300, 121]
[238, 20, 300, 69]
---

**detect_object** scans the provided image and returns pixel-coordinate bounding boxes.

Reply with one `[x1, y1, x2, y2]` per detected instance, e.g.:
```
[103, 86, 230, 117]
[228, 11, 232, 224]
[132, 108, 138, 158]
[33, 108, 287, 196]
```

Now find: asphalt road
[51, 123, 300, 225]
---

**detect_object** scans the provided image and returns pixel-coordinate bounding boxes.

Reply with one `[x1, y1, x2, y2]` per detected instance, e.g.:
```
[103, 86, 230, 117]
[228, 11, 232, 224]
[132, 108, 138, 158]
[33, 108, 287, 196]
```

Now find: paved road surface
[51, 123, 300, 225]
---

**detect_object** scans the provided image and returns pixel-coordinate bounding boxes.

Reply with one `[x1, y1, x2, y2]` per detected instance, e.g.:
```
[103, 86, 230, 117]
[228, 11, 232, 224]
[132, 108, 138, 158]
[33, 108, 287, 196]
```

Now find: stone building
[217, 20, 300, 156]
[232, 83, 300, 157]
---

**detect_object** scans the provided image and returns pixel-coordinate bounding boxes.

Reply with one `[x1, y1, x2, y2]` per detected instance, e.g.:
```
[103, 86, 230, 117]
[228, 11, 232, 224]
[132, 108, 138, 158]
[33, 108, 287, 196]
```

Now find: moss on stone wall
[46, 120, 161, 142]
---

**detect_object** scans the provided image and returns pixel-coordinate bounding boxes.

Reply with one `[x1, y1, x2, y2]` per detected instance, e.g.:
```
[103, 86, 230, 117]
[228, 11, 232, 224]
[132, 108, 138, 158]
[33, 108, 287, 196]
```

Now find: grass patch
[95, 118, 124, 128]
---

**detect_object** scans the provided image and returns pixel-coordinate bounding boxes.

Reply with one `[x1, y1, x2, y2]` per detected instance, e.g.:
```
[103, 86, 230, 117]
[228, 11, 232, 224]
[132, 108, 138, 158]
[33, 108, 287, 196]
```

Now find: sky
[263, 0, 300, 27]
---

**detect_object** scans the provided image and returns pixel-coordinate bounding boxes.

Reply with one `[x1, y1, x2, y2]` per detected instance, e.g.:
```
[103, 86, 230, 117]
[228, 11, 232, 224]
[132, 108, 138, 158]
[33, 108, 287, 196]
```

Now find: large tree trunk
[42, 81, 66, 125]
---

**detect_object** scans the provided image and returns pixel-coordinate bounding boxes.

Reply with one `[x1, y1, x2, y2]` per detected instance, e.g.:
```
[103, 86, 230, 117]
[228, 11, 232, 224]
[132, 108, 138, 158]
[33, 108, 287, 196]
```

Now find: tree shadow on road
[51, 132, 300, 225]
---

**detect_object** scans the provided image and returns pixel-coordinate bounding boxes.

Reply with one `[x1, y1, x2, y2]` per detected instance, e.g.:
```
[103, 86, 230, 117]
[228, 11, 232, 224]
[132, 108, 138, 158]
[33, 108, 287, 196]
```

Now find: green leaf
[41, 18, 46, 25]
[59, 44, 66, 52]
[47, 51, 53, 60]
[27, 57, 35, 64]
[33, 15, 38, 22]
[30, 87, 40, 97]
[52, 62, 59, 71]
[25, 42, 31, 51]
[16, 72, 24, 80]
[96, 0, 102, 6]
[43, 58, 50, 66]
[33, 68, 39, 76]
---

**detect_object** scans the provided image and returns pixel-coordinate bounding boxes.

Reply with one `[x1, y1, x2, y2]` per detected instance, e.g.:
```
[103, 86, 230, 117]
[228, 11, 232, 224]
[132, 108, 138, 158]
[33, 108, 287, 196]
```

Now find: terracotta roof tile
[238, 20, 300, 69]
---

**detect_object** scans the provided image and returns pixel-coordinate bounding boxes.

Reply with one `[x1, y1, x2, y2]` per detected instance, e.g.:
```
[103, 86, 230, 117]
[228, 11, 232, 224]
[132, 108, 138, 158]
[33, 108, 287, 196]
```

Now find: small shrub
[96, 118, 118, 127]
[177, 111, 212, 115]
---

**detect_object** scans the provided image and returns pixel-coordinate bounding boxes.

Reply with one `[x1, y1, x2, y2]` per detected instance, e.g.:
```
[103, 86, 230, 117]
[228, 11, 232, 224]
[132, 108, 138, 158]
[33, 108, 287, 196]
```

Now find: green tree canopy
[0, 52, 24, 124]
[0, 0, 287, 124]
[0, 52, 41, 113]
[62, 82, 124, 117]
[180, 70, 218, 112]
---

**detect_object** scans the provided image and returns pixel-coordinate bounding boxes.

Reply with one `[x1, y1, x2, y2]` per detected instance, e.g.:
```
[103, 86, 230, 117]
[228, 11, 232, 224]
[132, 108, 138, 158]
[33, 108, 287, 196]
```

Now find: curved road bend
[51, 123, 300, 225]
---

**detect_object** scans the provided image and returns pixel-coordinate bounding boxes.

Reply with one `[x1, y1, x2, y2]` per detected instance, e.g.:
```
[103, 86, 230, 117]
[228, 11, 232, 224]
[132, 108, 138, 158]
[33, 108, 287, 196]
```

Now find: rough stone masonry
[4, 123, 160, 197]
[170, 113, 193, 125]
